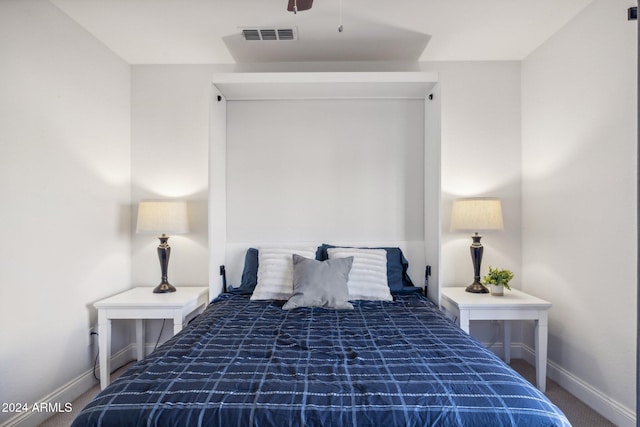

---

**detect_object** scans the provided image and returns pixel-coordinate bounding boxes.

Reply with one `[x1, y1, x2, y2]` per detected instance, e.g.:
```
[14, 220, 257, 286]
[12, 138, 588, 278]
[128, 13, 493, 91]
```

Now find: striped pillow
[327, 247, 392, 301]
[251, 247, 317, 300]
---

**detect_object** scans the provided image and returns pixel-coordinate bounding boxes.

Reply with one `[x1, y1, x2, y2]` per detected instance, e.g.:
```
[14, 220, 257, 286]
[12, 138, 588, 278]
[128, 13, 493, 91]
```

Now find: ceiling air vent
[241, 27, 298, 41]
[242, 29, 261, 41]
[277, 29, 295, 40]
[260, 29, 277, 40]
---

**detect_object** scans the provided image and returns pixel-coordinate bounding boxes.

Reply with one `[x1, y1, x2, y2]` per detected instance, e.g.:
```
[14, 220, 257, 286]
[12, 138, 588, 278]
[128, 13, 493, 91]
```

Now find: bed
[72, 246, 570, 427]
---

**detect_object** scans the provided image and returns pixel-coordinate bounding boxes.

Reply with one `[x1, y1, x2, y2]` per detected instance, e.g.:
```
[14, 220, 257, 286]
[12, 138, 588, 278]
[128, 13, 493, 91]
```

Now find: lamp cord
[153, 319, 166, 352]
[92, 338, 99, 381]
[90, 318, 165, 384]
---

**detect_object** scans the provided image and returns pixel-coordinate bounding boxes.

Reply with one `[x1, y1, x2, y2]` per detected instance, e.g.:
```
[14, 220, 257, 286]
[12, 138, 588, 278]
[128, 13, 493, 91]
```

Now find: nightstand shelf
[94, 286, 209, 390]
[440, 287, 552, 392]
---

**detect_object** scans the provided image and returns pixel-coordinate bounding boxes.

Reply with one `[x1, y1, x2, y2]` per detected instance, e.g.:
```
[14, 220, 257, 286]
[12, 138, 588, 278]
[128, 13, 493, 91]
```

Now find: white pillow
[327, 247, 392, 301]
[251, 247, 317, 300]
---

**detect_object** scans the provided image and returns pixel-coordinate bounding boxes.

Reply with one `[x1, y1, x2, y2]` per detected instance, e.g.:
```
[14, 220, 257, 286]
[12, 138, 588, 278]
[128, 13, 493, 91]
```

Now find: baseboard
[518, 343, 636, 427]
[1, 345, 136, 427]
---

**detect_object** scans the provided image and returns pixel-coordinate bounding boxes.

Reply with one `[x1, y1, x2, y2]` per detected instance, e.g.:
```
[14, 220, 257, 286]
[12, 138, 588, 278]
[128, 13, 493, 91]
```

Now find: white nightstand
[94, 286, 209, 390]
[440, 287, 552, 392]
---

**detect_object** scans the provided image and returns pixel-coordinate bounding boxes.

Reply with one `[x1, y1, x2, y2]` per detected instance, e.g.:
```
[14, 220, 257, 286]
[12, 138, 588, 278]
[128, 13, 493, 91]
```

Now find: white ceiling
[51, 0, 594, 65]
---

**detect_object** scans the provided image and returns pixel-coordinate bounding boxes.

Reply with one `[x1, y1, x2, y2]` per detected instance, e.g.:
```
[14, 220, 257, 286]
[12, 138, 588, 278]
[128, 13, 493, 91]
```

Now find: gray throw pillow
[282, 254, 354, 310]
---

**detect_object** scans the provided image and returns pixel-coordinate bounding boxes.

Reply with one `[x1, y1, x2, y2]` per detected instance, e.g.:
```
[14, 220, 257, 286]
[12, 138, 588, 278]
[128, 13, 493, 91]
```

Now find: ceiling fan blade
[287, 0, 313, 12]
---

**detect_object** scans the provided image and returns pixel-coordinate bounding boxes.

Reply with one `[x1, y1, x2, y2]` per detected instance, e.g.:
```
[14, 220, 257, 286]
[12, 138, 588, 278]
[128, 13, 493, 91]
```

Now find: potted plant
[482, 266, 514, 296]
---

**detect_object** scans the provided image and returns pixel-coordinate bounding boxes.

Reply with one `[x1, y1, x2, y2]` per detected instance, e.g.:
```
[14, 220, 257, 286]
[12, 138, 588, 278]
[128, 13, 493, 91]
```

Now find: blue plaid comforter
[72, 293, 570, 427]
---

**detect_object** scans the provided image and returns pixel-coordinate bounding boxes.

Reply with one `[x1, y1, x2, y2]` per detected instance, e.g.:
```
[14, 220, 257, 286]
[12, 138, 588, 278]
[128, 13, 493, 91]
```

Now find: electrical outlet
[88, 326, 97, 347]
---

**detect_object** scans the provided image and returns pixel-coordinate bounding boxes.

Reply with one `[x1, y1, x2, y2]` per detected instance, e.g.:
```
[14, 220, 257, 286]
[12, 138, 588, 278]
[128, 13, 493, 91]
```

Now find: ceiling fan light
[287, 0, 313, 13]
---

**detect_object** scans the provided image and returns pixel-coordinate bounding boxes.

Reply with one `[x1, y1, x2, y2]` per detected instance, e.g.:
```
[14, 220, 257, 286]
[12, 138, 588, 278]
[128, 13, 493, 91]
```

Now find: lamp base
[153, 235, 176, 293]
[465, 281, 489, 293]
[153, 282, 176, 293]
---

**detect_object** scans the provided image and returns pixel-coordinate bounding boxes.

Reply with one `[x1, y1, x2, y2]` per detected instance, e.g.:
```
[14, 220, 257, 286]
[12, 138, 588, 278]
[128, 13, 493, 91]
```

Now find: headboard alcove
[208, 71, 442, 303]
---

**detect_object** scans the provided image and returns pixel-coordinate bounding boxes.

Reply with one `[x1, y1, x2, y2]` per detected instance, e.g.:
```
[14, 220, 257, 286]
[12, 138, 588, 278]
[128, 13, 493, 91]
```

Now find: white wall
[423, 61, 522, 286]
[227, 99, 425, 244]
[131, 65, 213, 288]
[225, 98, 425, 282]
[522, 0, 636, 424]
[0, 1, 131, 425]
[422, 61, 522, 339]
[130, 65, 214, 343]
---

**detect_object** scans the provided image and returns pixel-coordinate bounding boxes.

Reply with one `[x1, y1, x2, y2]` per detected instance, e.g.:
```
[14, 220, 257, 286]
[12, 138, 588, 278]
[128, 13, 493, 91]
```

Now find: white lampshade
[450, 198, 504, 231]
[136, 200, 189, 235]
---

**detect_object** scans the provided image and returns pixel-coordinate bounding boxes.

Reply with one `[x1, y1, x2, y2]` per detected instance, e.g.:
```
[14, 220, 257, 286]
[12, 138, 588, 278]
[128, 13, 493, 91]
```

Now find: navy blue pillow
[316, 243, 416, 293]
[227, 248, 259, 294]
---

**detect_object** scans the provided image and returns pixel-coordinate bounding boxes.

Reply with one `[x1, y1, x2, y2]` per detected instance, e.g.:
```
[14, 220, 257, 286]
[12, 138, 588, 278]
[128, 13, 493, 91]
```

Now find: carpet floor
[39, 359, 615, 426]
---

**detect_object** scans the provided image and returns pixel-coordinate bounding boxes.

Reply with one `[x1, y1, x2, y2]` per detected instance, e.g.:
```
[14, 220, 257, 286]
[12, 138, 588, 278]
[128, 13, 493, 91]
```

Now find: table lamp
[450, 198, 503, 293]
[136, 200, 189, 293]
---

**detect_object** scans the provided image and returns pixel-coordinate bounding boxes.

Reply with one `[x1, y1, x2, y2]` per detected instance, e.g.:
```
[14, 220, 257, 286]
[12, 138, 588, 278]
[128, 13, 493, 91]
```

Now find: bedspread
[72, 293, 570, 427]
